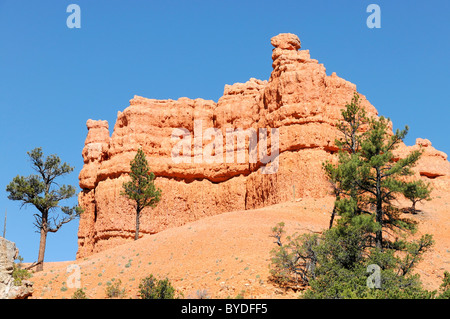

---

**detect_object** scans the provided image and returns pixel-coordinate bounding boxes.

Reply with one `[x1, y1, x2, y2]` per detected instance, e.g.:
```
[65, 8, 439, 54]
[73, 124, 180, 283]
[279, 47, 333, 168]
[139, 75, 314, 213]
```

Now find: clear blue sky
[0, 0, 449, 263]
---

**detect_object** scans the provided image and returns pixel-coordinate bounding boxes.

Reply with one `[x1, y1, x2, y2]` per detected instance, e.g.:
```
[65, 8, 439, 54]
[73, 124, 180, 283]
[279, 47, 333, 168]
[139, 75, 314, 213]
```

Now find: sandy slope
[28, 193, 449, 299]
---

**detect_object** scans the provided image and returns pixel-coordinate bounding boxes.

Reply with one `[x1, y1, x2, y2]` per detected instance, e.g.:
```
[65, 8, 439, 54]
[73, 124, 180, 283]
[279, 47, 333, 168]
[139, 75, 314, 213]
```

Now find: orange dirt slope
[28, 192, 450, 299]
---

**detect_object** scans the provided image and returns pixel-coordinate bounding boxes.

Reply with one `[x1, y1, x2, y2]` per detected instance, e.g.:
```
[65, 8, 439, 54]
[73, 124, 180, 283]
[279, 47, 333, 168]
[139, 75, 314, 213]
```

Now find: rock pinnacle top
[270, 33, 301, 50]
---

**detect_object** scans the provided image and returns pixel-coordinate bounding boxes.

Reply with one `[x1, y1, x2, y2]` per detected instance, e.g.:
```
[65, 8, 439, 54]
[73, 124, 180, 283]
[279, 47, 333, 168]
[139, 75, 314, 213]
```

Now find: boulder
[0, 238, 33, 299]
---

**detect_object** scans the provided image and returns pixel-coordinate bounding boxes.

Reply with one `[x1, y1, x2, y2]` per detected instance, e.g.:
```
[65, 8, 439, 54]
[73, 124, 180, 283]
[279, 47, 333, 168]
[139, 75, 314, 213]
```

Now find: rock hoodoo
[77, 33, 450, 258]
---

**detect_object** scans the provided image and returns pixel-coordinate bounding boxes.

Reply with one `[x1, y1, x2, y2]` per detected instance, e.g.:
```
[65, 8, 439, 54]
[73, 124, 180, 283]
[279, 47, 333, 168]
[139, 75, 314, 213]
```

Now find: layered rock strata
[77, 33, 450, 257]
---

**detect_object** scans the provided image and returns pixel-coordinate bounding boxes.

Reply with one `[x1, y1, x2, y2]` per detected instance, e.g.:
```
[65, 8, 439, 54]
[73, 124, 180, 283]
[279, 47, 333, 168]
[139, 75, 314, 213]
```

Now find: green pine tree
[121, 148, 162, 240]
[325, 94, 426, 249]
[6, 148, 82, 272]
[270, 93, 436, 298]
[357, 115, 423, 249]
[324, 92, 368, 229]
[403, 180, 432, 214]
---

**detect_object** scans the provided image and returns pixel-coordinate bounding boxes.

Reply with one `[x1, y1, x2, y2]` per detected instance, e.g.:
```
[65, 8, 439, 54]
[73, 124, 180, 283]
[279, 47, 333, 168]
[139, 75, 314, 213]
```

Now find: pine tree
[6, 148, 82, 272]
[316, 94, 434, 297]
[325, 96, 426, 249]
[270, 93, 436, 298]
[403, 180, 432, 214]
[357, 115, 423, 249]
[324, 92, 368, 229]
[121, 148, 162, 240]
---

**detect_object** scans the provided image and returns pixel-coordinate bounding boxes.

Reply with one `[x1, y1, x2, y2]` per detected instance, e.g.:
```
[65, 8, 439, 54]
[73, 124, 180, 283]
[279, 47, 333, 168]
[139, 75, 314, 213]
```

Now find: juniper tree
[121, 148, 162, 240]
[6, 148, 82, 272]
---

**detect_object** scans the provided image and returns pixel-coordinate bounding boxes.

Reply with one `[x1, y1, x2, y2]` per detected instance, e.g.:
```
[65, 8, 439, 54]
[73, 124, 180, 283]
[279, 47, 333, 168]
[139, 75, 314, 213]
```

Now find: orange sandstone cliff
[76, 33, 450, 258]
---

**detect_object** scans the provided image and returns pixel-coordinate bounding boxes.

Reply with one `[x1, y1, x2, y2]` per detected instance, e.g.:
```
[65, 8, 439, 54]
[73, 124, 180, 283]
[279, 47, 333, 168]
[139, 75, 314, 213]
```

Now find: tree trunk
[375, 208, 383, 249]
[329, 205, 337, 230]
[135, 207, 141, 241]
[375, 168, 383, 249]
[36, 226, 47, 272]
[411, 201, 417, 214]
[36, 212, 49, 272]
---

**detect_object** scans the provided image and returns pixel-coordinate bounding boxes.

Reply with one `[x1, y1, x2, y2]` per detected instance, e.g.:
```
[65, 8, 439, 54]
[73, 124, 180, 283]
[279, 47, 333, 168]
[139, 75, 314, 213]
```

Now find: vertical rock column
[77, 120, 110, 259]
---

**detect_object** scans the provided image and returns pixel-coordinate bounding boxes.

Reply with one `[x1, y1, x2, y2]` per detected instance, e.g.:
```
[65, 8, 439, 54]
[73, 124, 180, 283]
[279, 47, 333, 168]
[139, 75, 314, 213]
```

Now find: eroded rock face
[76, 33, 450, 258]
[0, 238, 33, 299]
[395, 138, 450, 181]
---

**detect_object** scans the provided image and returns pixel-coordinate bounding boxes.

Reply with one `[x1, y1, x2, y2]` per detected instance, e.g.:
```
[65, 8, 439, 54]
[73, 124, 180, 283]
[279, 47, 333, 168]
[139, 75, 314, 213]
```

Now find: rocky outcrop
[76, 33, 450, 258]
[0, 238, 33, 299]
[397, 138, 450, 179]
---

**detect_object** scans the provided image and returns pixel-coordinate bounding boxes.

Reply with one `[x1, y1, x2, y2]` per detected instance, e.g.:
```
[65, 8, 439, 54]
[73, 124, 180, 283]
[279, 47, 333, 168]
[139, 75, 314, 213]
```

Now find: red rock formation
[76, 33, 450, 258]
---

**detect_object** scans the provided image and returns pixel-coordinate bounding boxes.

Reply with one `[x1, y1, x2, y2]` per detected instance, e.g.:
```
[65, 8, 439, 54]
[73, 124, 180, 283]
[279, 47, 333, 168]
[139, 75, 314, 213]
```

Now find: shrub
[270, 221, 436, 299]
[105, 279, 126, 299]
[138, 274, 175, 299]
[196, 289, 210, 299]
[12, 256, 32, 286]
[437, 271, 450, 299]
[72, 288, 88, 299]
[269, 222, 318, 289]
[234, 290, 246, 299]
